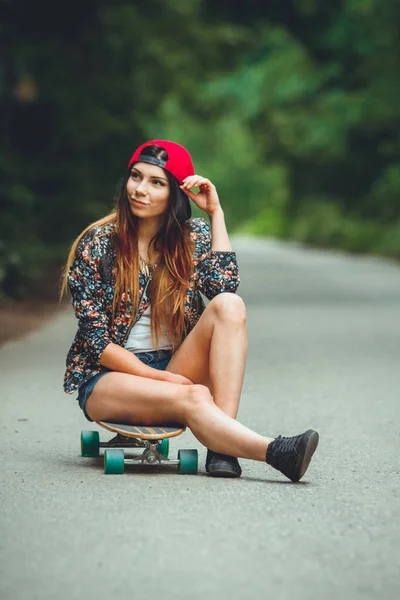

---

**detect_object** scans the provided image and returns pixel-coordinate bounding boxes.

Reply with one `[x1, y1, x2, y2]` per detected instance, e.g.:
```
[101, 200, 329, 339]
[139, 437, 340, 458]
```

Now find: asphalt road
[1, 237, 399, 600]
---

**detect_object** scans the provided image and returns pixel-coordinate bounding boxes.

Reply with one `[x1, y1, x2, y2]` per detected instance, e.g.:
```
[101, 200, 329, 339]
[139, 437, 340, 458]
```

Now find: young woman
[61, 139, 319, 481]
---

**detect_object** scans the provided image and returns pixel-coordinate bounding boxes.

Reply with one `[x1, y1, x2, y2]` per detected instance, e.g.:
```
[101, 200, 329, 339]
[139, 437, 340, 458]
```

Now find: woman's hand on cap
[180, 175, 222, 217]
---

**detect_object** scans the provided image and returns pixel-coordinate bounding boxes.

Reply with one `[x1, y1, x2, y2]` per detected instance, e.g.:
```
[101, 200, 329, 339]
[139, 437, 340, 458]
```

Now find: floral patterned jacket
[64, 217, 240, 393]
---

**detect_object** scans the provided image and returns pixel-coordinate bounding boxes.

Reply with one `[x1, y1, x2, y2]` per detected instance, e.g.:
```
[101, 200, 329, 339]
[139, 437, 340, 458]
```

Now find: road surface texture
[1, 237, 399, 600]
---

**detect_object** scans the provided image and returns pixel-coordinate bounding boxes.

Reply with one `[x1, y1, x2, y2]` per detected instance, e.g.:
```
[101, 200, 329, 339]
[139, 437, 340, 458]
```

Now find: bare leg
[85, 373, 274, 461]
[186, 386, 274, 461]
[166, 293, 247, 418]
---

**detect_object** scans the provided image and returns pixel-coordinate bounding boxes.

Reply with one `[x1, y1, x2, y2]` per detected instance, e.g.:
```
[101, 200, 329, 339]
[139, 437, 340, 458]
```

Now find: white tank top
[124, 304, 172, 353]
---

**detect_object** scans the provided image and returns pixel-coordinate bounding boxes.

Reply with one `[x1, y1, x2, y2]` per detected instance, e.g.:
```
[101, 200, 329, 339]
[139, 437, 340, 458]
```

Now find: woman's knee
[182, 384, 213, 421]
[208, 293, 246, 324]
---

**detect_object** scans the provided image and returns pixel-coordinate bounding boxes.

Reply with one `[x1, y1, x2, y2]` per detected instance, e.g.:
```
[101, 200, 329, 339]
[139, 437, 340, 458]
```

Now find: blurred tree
[1, 0, 399, 300]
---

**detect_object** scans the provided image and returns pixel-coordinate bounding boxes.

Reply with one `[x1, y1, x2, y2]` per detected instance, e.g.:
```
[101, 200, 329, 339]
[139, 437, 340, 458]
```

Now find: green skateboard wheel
[177, 449, 198, 474]
[158, 439, 169, 458]
[104, 449, 125, 474]
[81, 430, 100, 457]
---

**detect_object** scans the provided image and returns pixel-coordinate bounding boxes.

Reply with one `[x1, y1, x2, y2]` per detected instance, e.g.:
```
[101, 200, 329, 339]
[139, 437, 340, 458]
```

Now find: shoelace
[274, 433, 303, 455]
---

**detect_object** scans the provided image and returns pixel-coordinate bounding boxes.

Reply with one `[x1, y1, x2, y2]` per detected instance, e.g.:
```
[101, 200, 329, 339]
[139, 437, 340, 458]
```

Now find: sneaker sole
[207, 468, 242, 478]
[295, 429, 319, 482]
[207, 467, 242, 477]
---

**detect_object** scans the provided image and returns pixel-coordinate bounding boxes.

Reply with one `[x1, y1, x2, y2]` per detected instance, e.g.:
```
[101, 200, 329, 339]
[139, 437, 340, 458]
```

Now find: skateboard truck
[140, 441, 169, 464]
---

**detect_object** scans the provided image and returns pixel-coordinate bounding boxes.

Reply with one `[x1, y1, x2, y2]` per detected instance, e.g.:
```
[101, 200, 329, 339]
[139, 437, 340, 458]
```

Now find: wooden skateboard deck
[97, 421, 185, 440]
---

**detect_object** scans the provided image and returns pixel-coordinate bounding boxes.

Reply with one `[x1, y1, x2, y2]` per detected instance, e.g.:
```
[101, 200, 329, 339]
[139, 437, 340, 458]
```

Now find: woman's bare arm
[100, 343, 192, 384]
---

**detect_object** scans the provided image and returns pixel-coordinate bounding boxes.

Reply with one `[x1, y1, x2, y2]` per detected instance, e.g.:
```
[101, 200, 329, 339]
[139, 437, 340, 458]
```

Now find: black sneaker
[266, 429, 319, 482]
[205, 450, 242, 478]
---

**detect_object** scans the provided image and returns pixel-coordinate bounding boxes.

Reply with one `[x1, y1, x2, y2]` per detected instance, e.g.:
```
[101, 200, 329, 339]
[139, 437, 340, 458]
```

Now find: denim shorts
[77, 349, 173, 422]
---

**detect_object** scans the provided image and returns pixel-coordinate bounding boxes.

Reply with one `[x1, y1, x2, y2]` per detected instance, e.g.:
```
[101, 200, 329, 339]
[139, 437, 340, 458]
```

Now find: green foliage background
[1, 0, 399, 300]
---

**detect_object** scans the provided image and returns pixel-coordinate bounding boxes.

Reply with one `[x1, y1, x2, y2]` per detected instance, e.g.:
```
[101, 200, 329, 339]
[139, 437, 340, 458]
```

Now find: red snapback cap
[128, 140, 195, 184]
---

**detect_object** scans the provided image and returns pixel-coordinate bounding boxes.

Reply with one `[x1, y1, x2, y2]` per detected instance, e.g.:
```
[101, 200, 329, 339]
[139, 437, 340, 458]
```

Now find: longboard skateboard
[80, 421, 198, 475]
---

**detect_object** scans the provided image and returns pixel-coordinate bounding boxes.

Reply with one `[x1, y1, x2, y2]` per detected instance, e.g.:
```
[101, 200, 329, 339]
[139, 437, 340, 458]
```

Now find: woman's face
[126, 162, 170, 220]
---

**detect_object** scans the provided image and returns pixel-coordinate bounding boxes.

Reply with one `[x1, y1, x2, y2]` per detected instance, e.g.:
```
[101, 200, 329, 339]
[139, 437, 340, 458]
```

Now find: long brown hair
[60, 145, 195, 352]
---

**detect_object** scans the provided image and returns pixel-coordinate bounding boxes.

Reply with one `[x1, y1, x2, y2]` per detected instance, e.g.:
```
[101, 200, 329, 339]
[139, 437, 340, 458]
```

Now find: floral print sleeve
[67, 230, 112, 364]
[190, 217, 240, 299]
